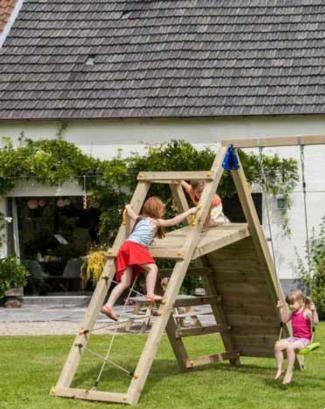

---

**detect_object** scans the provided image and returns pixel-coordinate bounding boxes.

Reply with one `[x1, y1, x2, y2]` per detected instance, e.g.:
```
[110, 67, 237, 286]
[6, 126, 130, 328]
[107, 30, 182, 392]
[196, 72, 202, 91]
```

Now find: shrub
[297, 216, 325, 319]
[0, 257, 29, 298]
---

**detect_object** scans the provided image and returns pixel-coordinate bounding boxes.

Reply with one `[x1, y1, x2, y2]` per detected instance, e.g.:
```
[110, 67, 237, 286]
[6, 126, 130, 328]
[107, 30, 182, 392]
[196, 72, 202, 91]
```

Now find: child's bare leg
[274, 339, 288, 379]
[283, 340, 305, 385]
[142, 263, 162, 301]
[102, 268, 132, 319]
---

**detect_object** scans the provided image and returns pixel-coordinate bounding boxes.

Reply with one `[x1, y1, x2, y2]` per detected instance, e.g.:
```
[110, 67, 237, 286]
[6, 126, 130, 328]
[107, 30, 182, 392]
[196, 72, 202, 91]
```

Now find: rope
[258, 146, 277, 270]
[84, 346, 133, 377]
[299, 143, 312, 275]
[92, 276, 143, 388]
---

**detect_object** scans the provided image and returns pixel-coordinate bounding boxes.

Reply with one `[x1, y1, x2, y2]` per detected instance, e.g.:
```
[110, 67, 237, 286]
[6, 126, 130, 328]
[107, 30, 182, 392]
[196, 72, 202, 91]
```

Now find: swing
[258, 142, 321, 356]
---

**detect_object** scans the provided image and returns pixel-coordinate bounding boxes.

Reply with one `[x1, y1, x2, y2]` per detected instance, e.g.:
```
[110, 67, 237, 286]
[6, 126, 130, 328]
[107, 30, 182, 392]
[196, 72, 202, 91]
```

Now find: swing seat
[297, 342, 320, 355]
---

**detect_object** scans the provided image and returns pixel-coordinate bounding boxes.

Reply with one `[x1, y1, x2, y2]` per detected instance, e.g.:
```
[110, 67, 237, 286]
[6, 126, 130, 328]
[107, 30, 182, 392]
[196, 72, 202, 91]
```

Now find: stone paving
[0, 300, 214, 336]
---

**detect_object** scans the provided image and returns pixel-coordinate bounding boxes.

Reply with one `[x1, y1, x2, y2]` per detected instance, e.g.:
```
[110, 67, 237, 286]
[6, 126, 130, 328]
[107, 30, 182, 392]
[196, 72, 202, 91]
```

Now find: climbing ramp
[52, 146, 293, 405]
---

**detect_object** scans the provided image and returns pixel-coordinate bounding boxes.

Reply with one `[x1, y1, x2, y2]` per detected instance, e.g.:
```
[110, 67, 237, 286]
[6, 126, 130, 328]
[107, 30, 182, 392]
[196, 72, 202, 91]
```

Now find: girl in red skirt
[101, 196, 197, 320]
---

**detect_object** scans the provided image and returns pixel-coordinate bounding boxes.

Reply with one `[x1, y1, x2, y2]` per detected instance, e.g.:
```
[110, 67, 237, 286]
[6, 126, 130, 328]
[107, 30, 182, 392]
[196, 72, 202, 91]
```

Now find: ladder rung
[53, 386, 129, 404]
[176, 324, 230, 338]
[137, 171, 214, 182]
[106, 248, 185, 260]
[174, 295, 221, 307]
[186, 351, 240, 368]
[159, 267, 213, 277]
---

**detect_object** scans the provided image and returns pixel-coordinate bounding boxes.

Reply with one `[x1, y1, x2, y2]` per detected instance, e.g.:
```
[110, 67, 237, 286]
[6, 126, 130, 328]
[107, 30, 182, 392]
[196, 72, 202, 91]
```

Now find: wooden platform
[150, 223, 250, 259]
[108, 223, 250, 260]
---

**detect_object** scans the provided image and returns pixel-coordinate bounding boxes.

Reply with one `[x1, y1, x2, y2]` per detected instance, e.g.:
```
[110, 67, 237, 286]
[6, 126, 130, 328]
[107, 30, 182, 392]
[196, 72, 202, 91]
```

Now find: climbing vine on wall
[0, 137, 299, 244]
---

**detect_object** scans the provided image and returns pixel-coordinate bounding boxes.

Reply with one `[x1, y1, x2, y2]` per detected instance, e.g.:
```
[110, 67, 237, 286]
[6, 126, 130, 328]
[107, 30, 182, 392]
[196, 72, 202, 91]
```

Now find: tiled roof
[0, 0, 16, 33]
[0, 1, 325, 120]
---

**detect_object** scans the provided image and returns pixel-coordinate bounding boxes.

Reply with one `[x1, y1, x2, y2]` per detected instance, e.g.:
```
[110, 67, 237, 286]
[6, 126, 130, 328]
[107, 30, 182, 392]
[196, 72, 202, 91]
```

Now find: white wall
[0, 198, 7, 258]
[1, 114, 325, 280]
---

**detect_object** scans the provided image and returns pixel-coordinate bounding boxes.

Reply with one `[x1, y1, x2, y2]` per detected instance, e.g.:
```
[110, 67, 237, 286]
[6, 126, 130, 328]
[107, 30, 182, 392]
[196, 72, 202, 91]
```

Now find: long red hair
[137, 196, 165, 238]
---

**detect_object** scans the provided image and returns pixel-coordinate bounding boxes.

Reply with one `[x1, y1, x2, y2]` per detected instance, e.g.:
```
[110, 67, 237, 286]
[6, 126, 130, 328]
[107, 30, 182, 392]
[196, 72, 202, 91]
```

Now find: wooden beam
[174, 295, 221, 307]
[200, 260, 241, 366]
[169, 183, 191, 224]
[137, 171, 214, 182]
[193, 225, 250, 259]
[165, 315, 189, 371]
[186, 352, 240, 368]
[176, 324, 230, 338]
[53, 387, 129, 404]
[159, 266, 213, 278]
[126, 147, 227, 405]
[221, 135, 325, 148]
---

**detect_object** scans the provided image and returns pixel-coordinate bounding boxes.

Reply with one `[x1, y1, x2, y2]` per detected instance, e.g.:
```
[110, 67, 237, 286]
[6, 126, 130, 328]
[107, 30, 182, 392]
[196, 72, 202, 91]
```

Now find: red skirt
[115, 240, 155, 282]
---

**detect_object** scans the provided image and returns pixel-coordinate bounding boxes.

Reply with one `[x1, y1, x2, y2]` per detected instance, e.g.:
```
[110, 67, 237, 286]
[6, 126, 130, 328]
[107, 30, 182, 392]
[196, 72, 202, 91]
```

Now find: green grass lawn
[1, 324, 325, 409]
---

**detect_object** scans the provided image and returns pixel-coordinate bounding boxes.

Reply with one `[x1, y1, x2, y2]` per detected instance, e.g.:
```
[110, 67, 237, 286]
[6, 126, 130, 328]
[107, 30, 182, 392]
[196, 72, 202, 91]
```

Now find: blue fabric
[222, 144, 239, 171]
[127, 217, 156, 247]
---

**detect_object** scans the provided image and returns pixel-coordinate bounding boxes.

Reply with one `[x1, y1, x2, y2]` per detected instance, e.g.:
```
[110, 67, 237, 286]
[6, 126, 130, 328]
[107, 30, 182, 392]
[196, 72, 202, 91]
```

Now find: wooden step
[175, 324, 230, 338]
[174, 295, 221, 307]
[137, 171, 214, 182]
[53, 387, 128, 404]
[186, 351, 240, 368]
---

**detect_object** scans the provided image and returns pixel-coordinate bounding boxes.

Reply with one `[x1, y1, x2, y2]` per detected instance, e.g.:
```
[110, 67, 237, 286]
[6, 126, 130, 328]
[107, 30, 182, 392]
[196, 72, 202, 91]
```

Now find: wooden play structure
[52, 145, 293, 405]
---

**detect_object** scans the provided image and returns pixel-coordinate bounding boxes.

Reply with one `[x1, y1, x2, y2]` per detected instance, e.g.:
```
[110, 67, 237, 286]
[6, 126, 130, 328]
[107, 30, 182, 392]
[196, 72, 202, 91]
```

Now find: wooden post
[126, 147, 227, 404]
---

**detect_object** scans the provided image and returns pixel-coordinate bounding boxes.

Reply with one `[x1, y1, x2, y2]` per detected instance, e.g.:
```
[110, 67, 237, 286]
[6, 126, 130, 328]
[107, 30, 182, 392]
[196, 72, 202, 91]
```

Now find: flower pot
[4, 287, 23, 308]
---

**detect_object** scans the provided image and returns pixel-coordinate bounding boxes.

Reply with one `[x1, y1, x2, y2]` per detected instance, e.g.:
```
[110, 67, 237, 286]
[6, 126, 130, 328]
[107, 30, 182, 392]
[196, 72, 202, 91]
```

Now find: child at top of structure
[274, 289, 319, 385]
[180, 180, 229, 227]
[101, 196, 197, 321]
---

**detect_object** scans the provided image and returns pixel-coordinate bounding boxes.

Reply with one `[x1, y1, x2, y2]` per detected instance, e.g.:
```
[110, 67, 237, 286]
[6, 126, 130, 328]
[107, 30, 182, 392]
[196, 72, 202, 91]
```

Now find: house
[0, 1, 325, 291]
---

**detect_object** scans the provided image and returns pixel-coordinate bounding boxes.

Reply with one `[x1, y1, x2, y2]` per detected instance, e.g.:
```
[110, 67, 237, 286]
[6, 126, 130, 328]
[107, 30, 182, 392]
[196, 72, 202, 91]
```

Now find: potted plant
[0, 257, 29, 308]
[81, 250, 107, 289]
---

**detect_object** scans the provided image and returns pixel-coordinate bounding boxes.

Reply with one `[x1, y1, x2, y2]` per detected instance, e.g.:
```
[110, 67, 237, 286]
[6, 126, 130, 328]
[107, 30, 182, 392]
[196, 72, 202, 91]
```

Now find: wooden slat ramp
[205, 237, 281, 358]
[53, 146, 296, 406]
[150, 223, 250, 259]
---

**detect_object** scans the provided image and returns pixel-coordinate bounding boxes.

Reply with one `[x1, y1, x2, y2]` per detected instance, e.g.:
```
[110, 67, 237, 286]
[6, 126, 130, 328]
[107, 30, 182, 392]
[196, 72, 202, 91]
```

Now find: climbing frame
[52, 146, 292, 405]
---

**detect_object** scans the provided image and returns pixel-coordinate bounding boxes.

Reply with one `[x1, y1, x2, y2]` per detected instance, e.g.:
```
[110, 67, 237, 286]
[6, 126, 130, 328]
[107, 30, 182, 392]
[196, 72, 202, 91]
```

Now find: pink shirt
[291, 310, 312, 340]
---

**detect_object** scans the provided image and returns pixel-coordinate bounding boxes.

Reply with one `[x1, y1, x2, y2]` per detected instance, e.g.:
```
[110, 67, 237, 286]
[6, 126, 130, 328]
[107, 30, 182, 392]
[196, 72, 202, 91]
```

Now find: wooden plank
[159, 266, 213, 278]
[53, 387, 129, 404]
[193, 225, 250, 259]
[174, 295, 221, 307]
[176, 324, 229, 338]
[201, 259, 241, 366]
[186, 352, 240, 368]
[165, 315, 189, 371]
[126, 147, 227, 405]
[230, 155, 291, 333]
[239, 349, 275, 358]
[137, 171, 214, 181]
[169, 183, 192, 224]
[221, 135, 325, 148]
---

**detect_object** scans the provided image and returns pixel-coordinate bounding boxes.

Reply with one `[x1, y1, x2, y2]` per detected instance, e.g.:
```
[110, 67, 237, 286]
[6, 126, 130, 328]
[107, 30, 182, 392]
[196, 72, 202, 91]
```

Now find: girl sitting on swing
[274, 289, 319, 384]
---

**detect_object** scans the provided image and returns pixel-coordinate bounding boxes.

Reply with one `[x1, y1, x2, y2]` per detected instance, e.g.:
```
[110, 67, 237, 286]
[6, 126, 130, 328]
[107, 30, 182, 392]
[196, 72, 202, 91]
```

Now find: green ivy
[0, 138, 299, 244]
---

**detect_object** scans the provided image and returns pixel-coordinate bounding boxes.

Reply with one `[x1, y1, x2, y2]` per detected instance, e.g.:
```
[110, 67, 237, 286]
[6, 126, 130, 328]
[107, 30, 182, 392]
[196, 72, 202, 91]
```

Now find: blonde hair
[285, 289, 311, 310]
